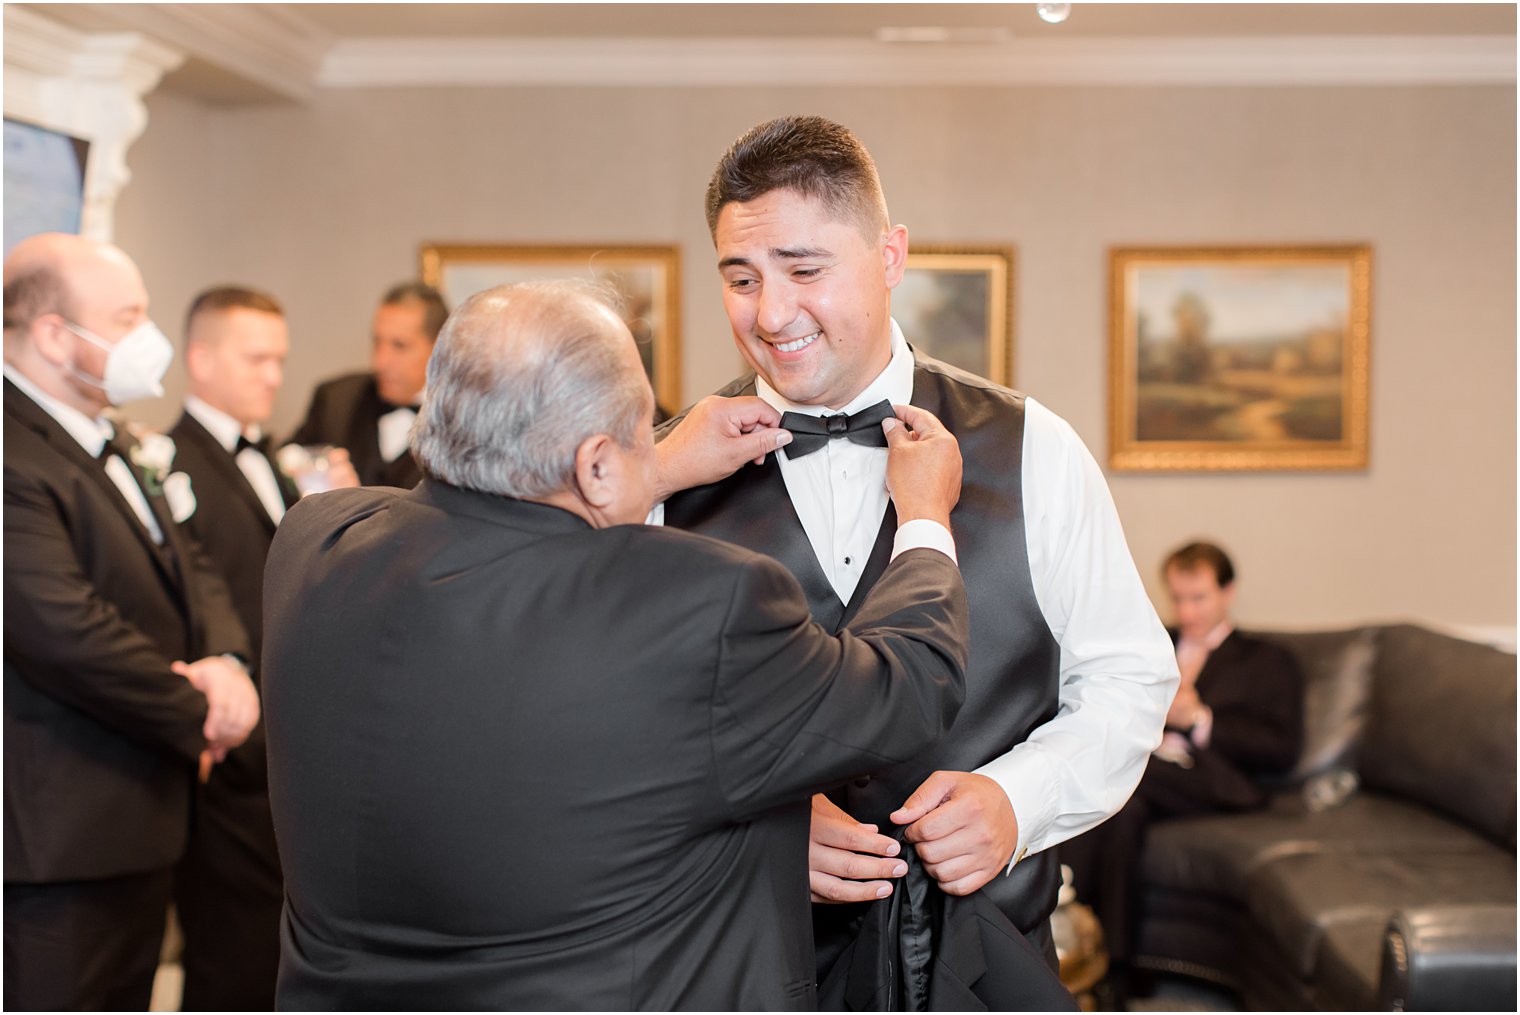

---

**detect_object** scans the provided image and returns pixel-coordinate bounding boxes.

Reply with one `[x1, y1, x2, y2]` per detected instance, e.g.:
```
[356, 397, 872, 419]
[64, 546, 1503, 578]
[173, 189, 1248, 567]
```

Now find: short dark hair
[184, 285, 284, 338]
[2, 266, 69, 332]
[704, 115, 889, 238]
[1164, 541, 1236, 588]
[381, 282, 449, 342]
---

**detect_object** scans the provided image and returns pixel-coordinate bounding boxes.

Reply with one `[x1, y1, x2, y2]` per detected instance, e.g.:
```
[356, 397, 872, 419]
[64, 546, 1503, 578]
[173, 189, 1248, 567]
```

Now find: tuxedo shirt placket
[760, 326, 915, 606]
[186, 396, 286, 524]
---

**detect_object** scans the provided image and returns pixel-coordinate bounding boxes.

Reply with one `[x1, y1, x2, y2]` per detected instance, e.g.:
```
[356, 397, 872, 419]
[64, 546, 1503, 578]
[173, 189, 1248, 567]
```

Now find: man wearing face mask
[3, 233, 261, 1010]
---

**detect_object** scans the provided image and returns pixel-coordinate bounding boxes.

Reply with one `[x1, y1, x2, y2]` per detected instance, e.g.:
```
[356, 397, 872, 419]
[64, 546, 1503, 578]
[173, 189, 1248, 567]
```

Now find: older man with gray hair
[261, 279, 973, 1009]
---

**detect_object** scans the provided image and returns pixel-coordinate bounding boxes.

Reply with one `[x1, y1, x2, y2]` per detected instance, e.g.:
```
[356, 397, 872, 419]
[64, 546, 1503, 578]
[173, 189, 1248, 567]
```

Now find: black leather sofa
[1133, 623, 1517, 1011]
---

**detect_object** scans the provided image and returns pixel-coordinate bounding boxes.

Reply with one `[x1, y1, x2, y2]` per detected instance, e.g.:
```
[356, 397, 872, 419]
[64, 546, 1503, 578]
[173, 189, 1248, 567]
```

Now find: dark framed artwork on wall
[1108, 245, 1371, 472]
[421, 244, 682, 415]
[895, 245, 1015, 386]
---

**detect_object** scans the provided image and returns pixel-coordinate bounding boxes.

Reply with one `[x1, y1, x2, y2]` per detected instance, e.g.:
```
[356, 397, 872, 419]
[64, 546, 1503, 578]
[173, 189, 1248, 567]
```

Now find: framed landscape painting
[894, 245, 1015, 386]
[1108, 245, 1371, 471]
[420, 244, 681, 415]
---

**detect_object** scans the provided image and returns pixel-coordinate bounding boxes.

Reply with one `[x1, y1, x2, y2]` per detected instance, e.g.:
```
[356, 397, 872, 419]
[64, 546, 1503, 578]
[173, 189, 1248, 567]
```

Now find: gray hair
[410, 279, 648, 499]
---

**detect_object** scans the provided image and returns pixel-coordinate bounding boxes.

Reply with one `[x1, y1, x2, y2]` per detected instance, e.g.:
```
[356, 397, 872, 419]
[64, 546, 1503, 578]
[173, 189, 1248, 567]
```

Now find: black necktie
[780, 399, 895, 460]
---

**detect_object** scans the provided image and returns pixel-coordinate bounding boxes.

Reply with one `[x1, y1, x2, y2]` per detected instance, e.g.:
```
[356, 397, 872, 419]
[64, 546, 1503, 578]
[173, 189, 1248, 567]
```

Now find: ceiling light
[1036, 3, 1072, 25]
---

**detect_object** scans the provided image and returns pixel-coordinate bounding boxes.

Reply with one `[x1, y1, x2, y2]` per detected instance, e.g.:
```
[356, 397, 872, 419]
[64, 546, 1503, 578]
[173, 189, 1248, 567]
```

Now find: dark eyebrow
[773, 246, 832, 260]
[717, 247, 833, 271]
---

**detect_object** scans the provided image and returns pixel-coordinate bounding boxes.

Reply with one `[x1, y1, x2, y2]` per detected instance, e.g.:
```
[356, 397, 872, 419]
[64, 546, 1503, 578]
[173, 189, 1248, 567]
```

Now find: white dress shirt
[377, 406, 418, 464]
[185, 395, 287, 524]
[4, 364, 164, 543]
[655, 321, 1177, 865]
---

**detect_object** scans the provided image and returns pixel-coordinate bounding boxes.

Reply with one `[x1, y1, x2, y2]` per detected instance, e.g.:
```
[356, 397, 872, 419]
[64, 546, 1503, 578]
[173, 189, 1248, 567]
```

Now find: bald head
[411, 279, 653, 504]
[3, 233, 150, 413]
[4, 233, 143, 333]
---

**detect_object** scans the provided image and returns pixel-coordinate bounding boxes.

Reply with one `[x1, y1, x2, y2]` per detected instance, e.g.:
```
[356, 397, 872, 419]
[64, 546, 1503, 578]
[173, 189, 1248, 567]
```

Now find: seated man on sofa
[1060, 540, 1304, 997]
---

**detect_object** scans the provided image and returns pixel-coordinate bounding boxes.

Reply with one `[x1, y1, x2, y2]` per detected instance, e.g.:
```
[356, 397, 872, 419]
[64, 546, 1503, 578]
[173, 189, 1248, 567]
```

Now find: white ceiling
[14, 2, 1518, 104]
[283, 3, 1519, 40]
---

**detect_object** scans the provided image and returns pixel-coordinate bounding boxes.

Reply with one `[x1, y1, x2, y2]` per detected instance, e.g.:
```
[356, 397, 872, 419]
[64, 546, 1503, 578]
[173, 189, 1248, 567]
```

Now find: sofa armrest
[1378, 904, 1516, 1011]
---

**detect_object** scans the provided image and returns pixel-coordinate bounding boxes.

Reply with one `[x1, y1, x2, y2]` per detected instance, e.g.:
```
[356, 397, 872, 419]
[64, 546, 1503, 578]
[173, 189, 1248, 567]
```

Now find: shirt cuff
[890, 518, 957, 564]
[975, 745, 1056, 875]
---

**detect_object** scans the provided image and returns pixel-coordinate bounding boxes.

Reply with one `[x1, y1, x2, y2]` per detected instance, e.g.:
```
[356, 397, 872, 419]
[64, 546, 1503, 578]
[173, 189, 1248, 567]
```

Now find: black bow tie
[98, 431, 133, 463]
[779, 400, 895, 460]
[235, 434, 272, 456]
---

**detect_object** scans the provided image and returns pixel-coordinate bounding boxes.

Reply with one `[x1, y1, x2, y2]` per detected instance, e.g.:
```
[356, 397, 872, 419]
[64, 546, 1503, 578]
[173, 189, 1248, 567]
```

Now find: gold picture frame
[420, 244, 682, 415]
[895, 245, 1015, 386]
[1109, 245, 1371, 472]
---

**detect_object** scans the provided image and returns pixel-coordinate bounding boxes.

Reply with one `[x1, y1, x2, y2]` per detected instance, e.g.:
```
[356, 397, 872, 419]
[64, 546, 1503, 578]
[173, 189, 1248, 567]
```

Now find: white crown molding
[25, 2, 331, 103]
[318, 34, 1516, 89]
[4, 5, 185, 242]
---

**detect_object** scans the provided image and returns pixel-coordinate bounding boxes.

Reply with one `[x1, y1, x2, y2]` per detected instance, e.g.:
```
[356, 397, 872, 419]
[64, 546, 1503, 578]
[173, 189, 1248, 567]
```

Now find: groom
[659, 115, 1178, 994]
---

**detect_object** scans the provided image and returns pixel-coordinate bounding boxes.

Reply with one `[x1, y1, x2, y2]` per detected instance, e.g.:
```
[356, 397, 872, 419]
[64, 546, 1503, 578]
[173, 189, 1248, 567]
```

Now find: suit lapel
[175, 414, 279, 536]
[3, 383, 184, 595]
[1194, 630, 1244, 699]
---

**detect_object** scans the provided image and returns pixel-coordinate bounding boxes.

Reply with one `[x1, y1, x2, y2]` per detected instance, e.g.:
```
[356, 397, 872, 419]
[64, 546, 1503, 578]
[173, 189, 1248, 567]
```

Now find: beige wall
[114, 82, 1517, 633]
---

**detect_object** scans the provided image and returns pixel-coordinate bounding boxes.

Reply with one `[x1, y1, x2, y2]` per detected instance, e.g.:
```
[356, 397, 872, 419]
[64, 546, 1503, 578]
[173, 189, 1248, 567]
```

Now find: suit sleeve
[3, 465, 209, 763]
[709, 548, 968, 820]
[176, 521, 252, 664]
[1209, 644, 1305, 774]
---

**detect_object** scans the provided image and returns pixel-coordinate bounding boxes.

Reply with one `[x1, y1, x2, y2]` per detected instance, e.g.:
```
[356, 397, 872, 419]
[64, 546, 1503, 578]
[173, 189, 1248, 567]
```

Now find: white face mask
[63, 319, 174, 405]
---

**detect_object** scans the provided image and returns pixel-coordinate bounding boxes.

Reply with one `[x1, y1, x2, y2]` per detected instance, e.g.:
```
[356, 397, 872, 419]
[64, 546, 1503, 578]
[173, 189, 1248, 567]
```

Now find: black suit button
[853, 776, 871, 788]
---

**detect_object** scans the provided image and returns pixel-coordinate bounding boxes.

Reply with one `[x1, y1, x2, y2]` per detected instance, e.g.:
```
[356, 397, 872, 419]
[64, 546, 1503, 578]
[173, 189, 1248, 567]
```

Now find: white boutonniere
[128, 431, 177, 495]
[161, 471, 197, 523]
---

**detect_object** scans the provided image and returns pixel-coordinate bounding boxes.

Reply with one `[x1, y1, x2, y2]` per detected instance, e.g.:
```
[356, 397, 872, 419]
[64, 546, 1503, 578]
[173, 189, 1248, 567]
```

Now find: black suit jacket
[287, 372, 422, 487]
[168, 411, 298, 793]
[3, 380, 249, 883]
[168, 412, 299, 656]
[1158, 628, 1305, 809]
[1187, 629, 1305, 777]
[263, 481, 968, 1010]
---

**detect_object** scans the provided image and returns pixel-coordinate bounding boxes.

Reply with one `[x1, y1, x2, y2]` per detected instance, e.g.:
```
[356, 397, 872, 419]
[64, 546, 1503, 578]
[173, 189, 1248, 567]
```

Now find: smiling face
[714, 188, 907, 409]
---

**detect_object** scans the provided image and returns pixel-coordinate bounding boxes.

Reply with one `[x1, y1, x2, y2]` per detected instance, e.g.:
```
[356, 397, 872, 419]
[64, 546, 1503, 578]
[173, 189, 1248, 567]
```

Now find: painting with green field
[1109, 247, 1370, 472]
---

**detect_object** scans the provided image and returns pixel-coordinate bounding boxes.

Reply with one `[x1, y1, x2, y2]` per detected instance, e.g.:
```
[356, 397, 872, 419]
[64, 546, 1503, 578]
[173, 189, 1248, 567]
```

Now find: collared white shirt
[654, 320, 1177, 866]
[755, 320, 927, 603]
[4, 364, 164, 543]
[377, 405, 418, 464]
[185, 395, 286, 524]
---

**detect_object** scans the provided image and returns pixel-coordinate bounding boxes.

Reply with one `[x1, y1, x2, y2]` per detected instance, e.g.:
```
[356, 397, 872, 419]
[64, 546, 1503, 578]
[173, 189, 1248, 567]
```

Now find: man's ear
[882, 224, 910, 289]
[572, 432, 620, 512]
[185, 340, 211, 385]
[29, 314, 74, 368]
[1222, 582, 1238, 613]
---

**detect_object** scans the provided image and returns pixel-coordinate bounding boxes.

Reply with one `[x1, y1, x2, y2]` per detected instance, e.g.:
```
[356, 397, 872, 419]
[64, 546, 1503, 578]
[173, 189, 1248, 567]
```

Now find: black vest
[661, 352, 1063, 934]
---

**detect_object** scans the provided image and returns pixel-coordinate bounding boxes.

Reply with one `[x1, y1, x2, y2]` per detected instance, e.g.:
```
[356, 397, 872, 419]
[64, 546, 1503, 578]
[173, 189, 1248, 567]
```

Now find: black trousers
[4, 868, 172, 1011]
[1059, 751, 1264, 965]
[175, 777, 284, 1010]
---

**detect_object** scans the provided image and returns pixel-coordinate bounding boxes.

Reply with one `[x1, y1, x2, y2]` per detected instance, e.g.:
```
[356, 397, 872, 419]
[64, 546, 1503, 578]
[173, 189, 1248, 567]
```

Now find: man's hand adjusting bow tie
[779, 399, 895, 460]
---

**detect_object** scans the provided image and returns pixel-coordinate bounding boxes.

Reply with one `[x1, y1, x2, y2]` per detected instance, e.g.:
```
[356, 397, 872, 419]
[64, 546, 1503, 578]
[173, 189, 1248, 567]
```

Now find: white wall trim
[318, 34, 1516, 89]
[4, 5, 184, 243]
[27, 2, 330, 103]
